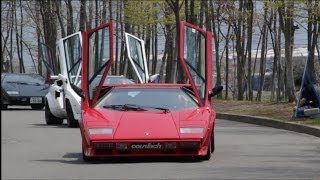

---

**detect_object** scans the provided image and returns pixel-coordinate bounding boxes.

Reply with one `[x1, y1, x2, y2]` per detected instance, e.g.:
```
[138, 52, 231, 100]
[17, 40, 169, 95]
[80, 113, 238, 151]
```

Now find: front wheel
[82, 144, 95, 162]
[211, 132, 215, 153]
[66, 101, 79, 128]
[45, 100, 63, 125]
[200, 131, 214, 161]
[201, 140, 212, 161]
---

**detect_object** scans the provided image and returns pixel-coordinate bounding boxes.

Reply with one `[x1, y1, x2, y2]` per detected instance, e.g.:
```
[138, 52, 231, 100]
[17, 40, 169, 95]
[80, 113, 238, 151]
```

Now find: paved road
[2, 107, 320, 180]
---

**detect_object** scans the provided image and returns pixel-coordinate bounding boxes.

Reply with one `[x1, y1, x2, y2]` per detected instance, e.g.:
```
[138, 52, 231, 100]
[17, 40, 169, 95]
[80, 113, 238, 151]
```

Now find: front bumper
[4, 96, 44, 106]
[82, 139, 210, 158]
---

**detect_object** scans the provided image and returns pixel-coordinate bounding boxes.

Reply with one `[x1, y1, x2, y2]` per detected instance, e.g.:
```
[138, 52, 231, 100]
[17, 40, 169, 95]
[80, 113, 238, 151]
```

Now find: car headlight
[180, 127, 204, 134]
[7, 91, 19, 95]
[88, 128, 113, 135]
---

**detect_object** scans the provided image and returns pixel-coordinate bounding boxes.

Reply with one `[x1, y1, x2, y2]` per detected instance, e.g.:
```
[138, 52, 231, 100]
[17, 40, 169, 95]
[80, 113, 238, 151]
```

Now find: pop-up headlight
[88, 128, 113, 135]
[180, 127, 204, 134]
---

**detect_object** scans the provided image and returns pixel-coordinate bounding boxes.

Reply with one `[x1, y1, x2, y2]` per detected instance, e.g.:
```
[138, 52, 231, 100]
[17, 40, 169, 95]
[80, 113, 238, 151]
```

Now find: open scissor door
[125, 33, 149, 83]
[178, 21, 213, 107]
[82, 21, 114, 107]
[60, 32, 82, 87]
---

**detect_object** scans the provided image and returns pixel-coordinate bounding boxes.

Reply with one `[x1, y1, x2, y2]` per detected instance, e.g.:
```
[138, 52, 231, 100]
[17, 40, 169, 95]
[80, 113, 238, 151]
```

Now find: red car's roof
[102, 83, 192, 88]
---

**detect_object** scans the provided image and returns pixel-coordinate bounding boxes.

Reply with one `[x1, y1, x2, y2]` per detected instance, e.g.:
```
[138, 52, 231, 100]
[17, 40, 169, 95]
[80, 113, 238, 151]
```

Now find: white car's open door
[59, 32, 82, 88]
[125, 33, 149, 83]
[58, 32, 82, 121]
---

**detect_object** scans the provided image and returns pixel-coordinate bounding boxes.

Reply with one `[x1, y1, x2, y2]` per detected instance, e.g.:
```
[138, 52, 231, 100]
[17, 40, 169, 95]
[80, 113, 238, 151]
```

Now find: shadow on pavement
[34, 152, 204, 165]
[2, 107, 44, 111]
[29, 123, 75, 129]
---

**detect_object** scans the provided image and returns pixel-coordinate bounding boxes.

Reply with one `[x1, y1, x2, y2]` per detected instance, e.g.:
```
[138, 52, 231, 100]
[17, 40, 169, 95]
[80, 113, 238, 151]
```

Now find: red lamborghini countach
[78, 20, 222, 161]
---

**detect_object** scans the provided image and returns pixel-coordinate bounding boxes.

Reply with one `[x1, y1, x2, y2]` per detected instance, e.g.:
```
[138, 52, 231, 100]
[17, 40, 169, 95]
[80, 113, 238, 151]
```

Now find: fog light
[93, 143, 113, 149]
[164, 142, 177, 149]
[116, 143, 128, 150]
[179, 141, 200, 149]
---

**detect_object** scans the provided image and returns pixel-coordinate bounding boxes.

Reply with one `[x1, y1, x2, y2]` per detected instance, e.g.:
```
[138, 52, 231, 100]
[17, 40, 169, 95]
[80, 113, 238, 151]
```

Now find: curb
[216, 113, 320, 138]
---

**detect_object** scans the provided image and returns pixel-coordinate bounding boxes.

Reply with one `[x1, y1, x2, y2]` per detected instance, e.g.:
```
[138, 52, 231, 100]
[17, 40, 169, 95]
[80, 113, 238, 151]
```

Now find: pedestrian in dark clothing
[294, 78, 319, 116]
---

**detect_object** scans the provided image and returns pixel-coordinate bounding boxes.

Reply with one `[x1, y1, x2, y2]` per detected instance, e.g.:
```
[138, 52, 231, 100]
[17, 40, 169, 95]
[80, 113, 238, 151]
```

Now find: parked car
[44, 28, 157, 128]
[46, 73, 134, 126]
[44, 31, 136, 127]
[1, 73, 49, 110]
[79, 21, 222, 162]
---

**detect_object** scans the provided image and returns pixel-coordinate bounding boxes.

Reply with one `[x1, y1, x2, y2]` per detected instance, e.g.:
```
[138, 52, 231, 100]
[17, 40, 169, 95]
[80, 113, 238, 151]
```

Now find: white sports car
[44, 31, 157, 127]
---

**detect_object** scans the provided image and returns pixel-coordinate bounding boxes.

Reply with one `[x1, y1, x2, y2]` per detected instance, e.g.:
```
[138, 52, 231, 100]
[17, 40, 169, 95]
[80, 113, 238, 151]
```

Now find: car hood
[2, 83, 49, 97]
[83, 107, 212, 140]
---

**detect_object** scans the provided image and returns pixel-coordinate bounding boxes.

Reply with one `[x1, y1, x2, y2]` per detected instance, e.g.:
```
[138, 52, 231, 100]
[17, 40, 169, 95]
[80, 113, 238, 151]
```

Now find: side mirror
[209, 85, 223, 98]
[149, 74, 160, 83]
[56, 79, 63, 87]
[71, 83, 85, 99]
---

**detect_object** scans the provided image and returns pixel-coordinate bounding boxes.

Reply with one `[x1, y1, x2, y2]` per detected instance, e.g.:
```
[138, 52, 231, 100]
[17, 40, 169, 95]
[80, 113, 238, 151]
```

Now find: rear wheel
[31, 104, 45, 110]
[66, 101, 79, 128]
[45, 99, 63, 125]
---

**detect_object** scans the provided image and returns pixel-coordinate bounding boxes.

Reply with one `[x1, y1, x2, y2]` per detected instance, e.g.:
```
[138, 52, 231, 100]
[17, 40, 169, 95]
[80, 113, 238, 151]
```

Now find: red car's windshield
[96, 88, 198, 111]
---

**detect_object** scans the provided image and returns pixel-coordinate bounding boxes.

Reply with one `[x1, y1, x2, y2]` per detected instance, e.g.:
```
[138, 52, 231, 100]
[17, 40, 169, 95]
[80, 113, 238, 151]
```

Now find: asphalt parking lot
[2, 107, 320, 179]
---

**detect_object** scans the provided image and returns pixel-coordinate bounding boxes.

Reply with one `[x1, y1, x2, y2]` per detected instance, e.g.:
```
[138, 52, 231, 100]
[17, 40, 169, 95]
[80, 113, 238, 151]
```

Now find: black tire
[31, 104, 45, 110]
[66, 100, 79, 128]
[199, 130, 215, 161]
[211, 131, 215, 153]
[1, 103, 8, 110]
[45, 100, 63, 125]
[82, 144, 95, 162]
[201, 139, 212, 161]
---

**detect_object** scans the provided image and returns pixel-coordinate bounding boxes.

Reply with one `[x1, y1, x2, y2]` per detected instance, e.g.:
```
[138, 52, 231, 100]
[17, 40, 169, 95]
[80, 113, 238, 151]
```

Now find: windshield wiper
[103, 104, 126, 111]
[141, 106, 170, 113]
[6, 81, 25, 84]
[123, 104, 146, 111]
[6, 81, 41, 86]
[103, 104, 146, 111]
[103, 104, 169, 113]
[27, 82, 41, 86]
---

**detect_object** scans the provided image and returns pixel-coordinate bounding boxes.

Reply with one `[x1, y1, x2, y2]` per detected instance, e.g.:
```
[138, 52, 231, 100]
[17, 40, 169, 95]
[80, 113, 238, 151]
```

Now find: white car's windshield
[75, 75, 134, 87]
[91, 76, 134, 87]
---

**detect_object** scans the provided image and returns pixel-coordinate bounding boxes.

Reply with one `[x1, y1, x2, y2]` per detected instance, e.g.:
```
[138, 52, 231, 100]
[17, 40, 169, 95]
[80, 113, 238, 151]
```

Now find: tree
[234, 0, 246, 100]
[307, 0, 319, 82]
[210, 1, 225, 99]
[15, 0, 25, 73]
[53, 1, 66, 37]
[39, 0, 58, 76]
[257, 4, 268, 101]
[79, 0, 86, 31]
[1, 1, 13, 72]
[66, 0, 74, 36]
[267, 2, 282, 102]
[246, 0, 254, 101]
[165, 0, 184, 83]
[278, 0, 296, 102]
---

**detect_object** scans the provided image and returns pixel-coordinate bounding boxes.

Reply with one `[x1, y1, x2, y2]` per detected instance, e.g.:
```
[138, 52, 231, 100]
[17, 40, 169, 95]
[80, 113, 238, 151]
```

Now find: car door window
[64, 34, 82, 86]
[184, 26, 206, 100]
[88, 26, 111, 100]
[178, 21, 213, 106]
[125, 33, 149, 83]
